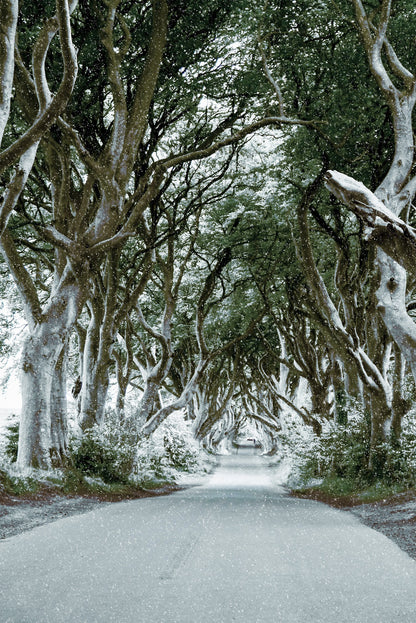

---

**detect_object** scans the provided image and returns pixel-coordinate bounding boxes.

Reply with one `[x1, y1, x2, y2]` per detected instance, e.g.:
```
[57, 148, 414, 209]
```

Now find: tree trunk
[324, 174, 416, 384]
[114, 345, 132, 423]
[115, 373, 130, 422]
[137, 380, 161, 426]
[193, 389, 209, 437]
[366, 387, 391, 478]
[0, 0, 18, 147]
[17, 269, 84, 471]
[309, 381, 330, 421]
[18, 333, 59, 470]
[79, 367, 110, 431]
[185, 398, 196, 421]
[50, 345, 70, 466]
[391, 344, 410, 444]
[375, 250, 416, 381]
[78, 303, 112, 430]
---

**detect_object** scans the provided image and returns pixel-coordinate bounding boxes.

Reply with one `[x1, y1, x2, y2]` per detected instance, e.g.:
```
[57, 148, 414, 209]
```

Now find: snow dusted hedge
[132, 412, 206, 487]
[275, 396, 416, 489]
[70, 409, 207, 486]
[293, 400, 416, 487]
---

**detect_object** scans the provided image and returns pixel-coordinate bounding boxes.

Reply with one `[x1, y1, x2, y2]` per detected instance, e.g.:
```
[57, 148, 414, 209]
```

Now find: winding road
[2, 453, 416, 622]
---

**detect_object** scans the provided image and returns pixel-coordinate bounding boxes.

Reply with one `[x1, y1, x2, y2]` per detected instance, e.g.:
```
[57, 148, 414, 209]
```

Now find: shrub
[296, 400, 416, 489]
[70, 409, 205, 486]
[134, 436, 173, 486]
[132, 411, 205, 485]
[3, 417, 19, 463]
[71, 428, 131, 484]
[0, 466, 40, 495]
[307, 417, 370, 482]
[163, 428, 199, 471]
[382, 411, 416, 486]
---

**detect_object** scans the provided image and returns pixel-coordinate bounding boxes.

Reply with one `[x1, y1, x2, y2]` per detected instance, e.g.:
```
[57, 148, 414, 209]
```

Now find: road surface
[2, 453, 416, 622]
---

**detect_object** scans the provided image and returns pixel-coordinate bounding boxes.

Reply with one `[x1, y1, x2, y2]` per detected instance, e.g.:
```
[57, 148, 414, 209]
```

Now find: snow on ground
[0, 407, 19, 436]
[0, 377, 21, 434]
[268, 455, 295, 487]
[2, 454, 416, 623]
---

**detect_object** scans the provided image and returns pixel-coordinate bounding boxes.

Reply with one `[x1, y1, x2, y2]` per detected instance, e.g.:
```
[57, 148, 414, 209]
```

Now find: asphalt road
[2, 453, 416, 623]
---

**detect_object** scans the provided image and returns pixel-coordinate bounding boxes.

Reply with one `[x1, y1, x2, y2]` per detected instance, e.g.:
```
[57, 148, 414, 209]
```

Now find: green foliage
[297, 476, 412, 502]
[59, 468, 140, 496]
[133, 412, 205, 486]
[60, 468, 89, 494]
[70, 409, 205, 487]
[262, 0, 393, 185]
[3, 418, 19, 463]
[0, 467, 40, 496]
[297, 403, 416, 490]
[163, 428, 199, 471]
[70, 409, 140, 484]
[383, 420, 416, 487]
[70, 421, 134, 484]
[303, 416, 370, 484]
[71, 431, 127, 484]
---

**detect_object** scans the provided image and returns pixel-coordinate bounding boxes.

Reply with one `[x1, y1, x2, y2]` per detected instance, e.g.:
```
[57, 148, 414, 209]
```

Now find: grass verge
[291, 476, 416, 508]
[0, 466, 182, 505]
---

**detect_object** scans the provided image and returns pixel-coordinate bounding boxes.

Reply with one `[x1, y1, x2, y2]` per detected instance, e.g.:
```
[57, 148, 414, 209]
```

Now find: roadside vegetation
[2, 0, 416, 506]
[0, 410, 213, 501]
[284, 399, 416, 504]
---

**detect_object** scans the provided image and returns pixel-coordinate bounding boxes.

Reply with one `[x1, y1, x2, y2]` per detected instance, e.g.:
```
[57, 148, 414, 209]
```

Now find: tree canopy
[2, 0, 416, 489]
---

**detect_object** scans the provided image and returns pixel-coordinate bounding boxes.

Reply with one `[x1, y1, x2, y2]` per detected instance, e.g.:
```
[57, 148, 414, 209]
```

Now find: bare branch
[383, 38, 415, 92]
[57, 118, 109, 187]
[100, 2, 128, 168]
[140, 358, 206, 436]
[351, 0, 416, 202]
[118, 0, 168, 181]
[160, 116, 320, 171]
[0, 0, 18, 146]
[135, 303, 165, 345]
[352, 0, 396, 97]
[32, 12, 60, 111]
[295, 170, 346, 333]
[259, 46, 285, 117]
[196, 248, 232, 357]
[0, 143, 38, 236]
[325, 169, 416, 274]
[0, 229, 42, 327]
[0, 0, 78, 174]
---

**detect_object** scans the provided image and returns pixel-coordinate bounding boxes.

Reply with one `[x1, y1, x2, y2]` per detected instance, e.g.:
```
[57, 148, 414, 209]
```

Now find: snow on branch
[325, 170, 416, 274]
[325, 170, 399, 224]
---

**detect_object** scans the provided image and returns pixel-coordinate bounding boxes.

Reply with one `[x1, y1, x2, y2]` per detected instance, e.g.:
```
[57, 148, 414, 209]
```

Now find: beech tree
[320, 1, 416, 451]
[0, 0, 245, 468]
[4, 0, 416, 475]
[2, 0, 320, 470]
[248, 0, 416, 473]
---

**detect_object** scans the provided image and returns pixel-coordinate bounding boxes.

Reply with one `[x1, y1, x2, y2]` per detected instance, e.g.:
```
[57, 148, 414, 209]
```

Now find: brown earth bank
[292, 489, 416, 560]
[0, 484, 184, 540]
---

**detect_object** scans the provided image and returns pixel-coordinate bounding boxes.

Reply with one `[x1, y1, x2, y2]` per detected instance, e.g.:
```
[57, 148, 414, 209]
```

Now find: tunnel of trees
[1, 0, 416, 487]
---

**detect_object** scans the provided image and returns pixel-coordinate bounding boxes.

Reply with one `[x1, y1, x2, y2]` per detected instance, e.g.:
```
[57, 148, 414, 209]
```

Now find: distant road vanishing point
[2, 453, 416, 623]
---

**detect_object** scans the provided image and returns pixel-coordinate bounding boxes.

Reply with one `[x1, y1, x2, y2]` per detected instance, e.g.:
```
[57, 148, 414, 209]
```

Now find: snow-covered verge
[0, 482, 192, 541]
[0, 408, 217, 539]
[0, 407, 215, 489]
[348, 494, 416, 560]
[266, 442, 416, 562]
[291, 486, 416, 562]
[130, 412, 216, 487]
[270, 398, 416, 495]
[2, 458, 416, 565]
